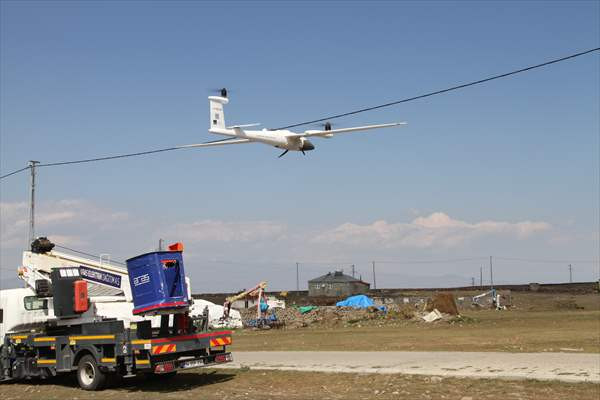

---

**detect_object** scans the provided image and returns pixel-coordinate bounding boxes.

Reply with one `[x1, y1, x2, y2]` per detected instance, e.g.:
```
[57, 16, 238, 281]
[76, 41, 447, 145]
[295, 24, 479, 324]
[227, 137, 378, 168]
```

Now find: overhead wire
[36, 146, 182, 168]
[494, 256, 599, 264]
[0, 165, 31, 180]
[374, 257, 488, 264]
[0, 146, 185, 181]
[0, 47, 598, 182]
[275, 47, 600, 129]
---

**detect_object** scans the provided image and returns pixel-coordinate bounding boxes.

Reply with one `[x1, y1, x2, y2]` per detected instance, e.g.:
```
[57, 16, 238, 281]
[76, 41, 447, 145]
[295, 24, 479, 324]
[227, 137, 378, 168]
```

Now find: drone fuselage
[210, 127, 315, 152]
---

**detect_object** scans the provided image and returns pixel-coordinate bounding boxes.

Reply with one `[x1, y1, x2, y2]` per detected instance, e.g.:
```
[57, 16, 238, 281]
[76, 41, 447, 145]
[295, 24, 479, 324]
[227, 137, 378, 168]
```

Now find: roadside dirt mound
[425, 293, 459, 315]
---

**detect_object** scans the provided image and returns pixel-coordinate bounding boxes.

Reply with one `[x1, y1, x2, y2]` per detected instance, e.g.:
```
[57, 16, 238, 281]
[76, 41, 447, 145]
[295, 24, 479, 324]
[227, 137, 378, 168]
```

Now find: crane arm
[225, 281, 267, 303]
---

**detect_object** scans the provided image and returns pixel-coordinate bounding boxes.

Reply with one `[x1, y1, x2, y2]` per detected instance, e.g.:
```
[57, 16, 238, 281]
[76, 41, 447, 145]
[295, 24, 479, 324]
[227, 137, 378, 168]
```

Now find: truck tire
[76, 354, 107, 391]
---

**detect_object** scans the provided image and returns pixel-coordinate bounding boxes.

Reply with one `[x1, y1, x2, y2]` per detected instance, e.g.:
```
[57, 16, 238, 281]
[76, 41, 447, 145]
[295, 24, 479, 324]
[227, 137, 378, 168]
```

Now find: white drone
[181, 88, 406, 158]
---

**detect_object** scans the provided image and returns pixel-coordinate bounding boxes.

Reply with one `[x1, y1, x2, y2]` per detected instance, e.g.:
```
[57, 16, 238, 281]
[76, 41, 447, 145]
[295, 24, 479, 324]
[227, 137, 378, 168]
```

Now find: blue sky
[1, 1, 599, 291]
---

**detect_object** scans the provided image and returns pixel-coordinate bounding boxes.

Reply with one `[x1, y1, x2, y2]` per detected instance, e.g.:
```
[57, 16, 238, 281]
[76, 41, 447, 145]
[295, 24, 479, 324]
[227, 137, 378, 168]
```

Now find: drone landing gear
[278, 150, 307, 158]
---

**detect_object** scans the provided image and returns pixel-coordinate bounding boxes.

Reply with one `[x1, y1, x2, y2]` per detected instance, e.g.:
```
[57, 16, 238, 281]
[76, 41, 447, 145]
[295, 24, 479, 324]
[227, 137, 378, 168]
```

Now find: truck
[0, 238, 233, 390]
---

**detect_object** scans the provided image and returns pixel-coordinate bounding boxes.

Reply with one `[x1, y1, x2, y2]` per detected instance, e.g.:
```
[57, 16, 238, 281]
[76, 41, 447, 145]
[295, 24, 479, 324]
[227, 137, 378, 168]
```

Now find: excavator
[221, 282, 281, 328]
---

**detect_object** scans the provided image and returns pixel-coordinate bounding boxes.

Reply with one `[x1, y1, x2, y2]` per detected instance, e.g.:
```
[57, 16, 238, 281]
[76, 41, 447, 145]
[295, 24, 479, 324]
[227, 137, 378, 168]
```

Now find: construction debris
[425, 293, 459, 315]
[231, 292, 480, 329]
[298, 305, 318, 314]
[238, 303, 461, 329]
[336, 294, 386, 311]
[191, 299, 243, 329]
[422, 309, 443, 322]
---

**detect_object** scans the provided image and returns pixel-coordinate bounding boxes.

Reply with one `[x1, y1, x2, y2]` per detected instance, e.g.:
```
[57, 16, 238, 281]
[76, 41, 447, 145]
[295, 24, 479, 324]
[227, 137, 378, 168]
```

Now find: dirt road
[217, 351, 600, 383]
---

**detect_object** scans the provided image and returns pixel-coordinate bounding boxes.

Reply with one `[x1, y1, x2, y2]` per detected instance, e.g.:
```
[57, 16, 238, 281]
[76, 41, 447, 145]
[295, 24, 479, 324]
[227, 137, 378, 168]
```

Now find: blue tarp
[336, 294, 386, 311]
[260, 300, 269, 312]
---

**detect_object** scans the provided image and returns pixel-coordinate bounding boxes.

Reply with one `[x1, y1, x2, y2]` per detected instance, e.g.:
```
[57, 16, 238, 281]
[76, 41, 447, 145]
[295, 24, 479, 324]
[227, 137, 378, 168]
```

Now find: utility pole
[480, 266, 483, 288]
[351, 264, 355, 278]
[28, 161, 40, 246]
[471, 277, 475, 287]
[158, 238, 165, 251]
[569, 264, 572, 283]
[372, 261, 377, 290]
[296, 262, 299, 291]
[489, 256, 494, 289]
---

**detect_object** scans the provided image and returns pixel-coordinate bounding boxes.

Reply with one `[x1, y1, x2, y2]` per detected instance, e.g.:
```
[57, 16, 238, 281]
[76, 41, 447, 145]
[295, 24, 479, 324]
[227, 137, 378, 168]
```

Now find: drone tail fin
[208, 95, 229, 129]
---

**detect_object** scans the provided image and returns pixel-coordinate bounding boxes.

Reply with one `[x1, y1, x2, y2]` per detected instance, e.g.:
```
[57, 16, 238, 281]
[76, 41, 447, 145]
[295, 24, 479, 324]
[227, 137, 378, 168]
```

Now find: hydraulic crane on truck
[0, 238, 233, 390]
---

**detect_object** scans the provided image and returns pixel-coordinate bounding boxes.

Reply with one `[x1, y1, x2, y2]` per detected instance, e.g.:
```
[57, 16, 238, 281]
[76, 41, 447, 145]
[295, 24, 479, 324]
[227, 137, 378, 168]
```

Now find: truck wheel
[76, 355, 107, 391]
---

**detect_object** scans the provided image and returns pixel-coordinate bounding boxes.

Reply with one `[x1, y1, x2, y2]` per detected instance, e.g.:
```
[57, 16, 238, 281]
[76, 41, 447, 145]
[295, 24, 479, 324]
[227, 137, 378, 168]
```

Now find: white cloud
[312, 212, 551, 249]
[1, 201, 551, 253]
[3, 199, 596, 291]
[165, 220, 287, 243]
[0, 199, 129, 250]
[0, 201, 29, 248]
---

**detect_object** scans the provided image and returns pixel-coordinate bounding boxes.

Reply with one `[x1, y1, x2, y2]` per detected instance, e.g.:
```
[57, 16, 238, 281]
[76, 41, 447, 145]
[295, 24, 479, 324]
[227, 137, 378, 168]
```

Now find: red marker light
[168, 242, 184, 252]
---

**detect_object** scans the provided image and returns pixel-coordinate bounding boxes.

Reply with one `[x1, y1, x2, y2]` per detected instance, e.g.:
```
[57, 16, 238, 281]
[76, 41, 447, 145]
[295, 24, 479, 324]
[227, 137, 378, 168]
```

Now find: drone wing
[177, 138, 253, 149]
[289, 122, 406, 138]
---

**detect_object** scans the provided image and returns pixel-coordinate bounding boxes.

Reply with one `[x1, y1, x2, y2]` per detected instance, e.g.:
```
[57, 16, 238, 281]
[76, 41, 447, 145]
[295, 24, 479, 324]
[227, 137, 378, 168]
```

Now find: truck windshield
[23, 296, 48, 311]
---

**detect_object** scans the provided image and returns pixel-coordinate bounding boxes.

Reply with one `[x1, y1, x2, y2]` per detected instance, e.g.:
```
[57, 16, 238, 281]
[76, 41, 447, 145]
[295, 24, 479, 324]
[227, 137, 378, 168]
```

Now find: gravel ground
[216, 351, 600, 383]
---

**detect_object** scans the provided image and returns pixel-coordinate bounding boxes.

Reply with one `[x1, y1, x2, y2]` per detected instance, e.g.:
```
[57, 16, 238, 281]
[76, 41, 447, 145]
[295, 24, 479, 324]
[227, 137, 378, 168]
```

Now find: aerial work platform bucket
[126, 242, 189, 316]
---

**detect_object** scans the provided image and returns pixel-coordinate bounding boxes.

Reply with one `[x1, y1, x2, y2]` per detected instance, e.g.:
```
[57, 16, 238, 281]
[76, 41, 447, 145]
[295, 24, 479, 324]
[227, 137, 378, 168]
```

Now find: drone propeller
[207, 87, 229, 98]
[312, 121, 334, 131]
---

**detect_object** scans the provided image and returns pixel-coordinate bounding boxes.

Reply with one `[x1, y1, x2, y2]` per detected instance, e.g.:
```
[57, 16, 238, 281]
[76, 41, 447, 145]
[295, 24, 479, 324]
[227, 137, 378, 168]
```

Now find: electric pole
[569, 264, 572, 283]
[471, 277, 475, 287]
[296, 262, 299, 291]
[351, 264, 355, 278]
[480, 266, 483, 288]
[489, 256, 494, 289]
[28, 161, 40, 246]
[372, 261, 377, 289]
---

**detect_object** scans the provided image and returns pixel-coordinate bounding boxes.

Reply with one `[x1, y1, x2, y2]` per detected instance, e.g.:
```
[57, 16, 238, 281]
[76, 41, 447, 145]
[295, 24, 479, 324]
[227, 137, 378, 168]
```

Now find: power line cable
[37, 146, 181, 168]
[0, 165, 31, 180]
[0, 146, 184, 181]
[1, 47, 598, 181]
[494, 256, 599, 264]
[374, 257, 488, 264]
[274, 47, 600, 130]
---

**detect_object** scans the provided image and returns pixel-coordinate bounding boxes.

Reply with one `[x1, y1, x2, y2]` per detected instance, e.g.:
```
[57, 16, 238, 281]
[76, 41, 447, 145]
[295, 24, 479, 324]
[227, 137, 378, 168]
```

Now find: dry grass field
[1, 368, 598, 400]
[0, 292, 597, 399]
[232, 292, 600, 353]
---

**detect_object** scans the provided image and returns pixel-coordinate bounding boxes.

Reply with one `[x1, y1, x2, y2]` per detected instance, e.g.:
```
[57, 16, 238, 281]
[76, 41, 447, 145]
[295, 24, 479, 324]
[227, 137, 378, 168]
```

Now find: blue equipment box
[126, 249, 189, 315]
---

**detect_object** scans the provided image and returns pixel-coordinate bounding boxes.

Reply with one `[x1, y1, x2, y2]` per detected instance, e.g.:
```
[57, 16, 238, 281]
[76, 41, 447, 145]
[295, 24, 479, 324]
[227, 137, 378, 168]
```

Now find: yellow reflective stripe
[69, 335, 115, 341]
[11, 335, 28, 339]
[101, 358, 116, 363]
[34, 337, 55, 342]
[37, 359, 56, 364]
[136, 359, 150, 365]
[132, 339, 151, 345]
[210, 337, 232, 347]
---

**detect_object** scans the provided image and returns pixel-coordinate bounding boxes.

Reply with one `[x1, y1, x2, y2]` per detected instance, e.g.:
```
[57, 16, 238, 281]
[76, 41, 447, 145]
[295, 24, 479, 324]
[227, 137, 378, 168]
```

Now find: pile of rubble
[239, 304, 448, 329]
[237, 293, 464, 329]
